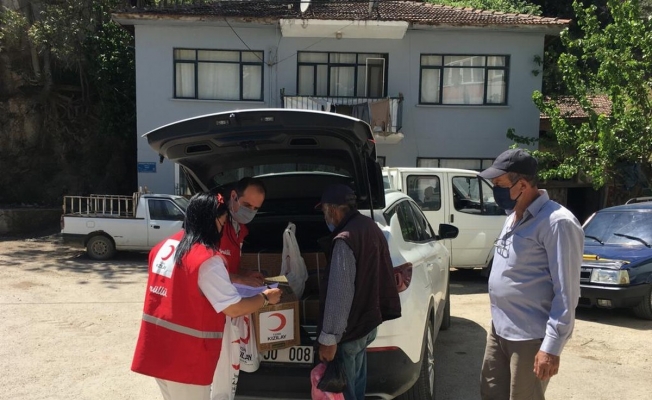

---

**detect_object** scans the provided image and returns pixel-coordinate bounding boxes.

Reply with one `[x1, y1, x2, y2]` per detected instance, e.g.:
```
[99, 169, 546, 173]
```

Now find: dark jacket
[318, 210, 401, 343]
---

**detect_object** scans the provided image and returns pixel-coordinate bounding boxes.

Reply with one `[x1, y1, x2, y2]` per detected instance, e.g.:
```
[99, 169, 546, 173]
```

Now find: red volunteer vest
[219, 220, 248, 274]
[131, 230, 227, 385]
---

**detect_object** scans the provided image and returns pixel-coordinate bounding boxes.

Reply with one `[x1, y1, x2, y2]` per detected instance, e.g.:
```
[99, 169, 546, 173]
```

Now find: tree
[430, 0, 541, 14]
[511, 0, 652, 191]
[0, 0, 137, 204]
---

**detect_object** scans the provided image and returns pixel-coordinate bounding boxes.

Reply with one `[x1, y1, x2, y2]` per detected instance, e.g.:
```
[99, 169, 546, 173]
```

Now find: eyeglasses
[493, 232, 514, 259]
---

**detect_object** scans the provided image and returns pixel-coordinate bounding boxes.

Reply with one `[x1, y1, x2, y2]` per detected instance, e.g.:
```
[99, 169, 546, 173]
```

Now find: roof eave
[112, 12, 570, 34]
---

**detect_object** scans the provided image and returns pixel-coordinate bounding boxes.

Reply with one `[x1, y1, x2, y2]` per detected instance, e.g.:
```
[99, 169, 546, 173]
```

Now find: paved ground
[1, 233, 651, 400]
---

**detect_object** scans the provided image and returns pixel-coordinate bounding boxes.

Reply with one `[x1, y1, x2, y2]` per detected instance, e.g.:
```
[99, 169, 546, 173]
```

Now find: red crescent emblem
[239, 316, 251, 344]
[232, 364, 240, 370]
[268, 312, 287, 332]
[160, 244, 175, 261]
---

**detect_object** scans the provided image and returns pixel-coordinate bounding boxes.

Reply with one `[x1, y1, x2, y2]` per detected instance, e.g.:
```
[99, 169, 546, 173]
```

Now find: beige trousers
[156, 378, 211, 400]
[480, 325, 549, 400]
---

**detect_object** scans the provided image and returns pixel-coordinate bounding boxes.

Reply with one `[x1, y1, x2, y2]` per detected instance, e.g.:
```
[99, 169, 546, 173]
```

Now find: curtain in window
[440, 159, 482, 169]
[486, 70, 506, 104]
[442, 67, 484, 104]
[330, 67, 355, 96]
[198, 63, 239, 100]
[175, 63, 195, 98]
[417, 158, 439, 168]
[420, 69, 440, 103]
[298, 65, 315, 96]
[242, 65, 262, 100]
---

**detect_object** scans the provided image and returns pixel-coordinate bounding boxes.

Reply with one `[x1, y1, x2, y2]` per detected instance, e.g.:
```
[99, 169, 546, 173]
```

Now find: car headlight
[590, 269, 630, 285]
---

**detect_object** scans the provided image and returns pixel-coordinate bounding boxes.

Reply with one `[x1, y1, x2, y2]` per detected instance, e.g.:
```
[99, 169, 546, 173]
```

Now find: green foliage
[522, 0, 652, 188]
[429, 0, 541, 14]
[0, 7, 28, 51]
[0, 0, 136, 205]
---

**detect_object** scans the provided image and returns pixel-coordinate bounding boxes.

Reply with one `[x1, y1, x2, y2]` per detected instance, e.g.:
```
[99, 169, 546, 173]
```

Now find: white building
[113, 0, 568, 194]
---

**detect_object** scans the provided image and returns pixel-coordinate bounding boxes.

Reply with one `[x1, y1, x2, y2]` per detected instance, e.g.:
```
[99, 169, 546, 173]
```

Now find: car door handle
[450, 214, 454, 223]
[151, 225, 160, 229]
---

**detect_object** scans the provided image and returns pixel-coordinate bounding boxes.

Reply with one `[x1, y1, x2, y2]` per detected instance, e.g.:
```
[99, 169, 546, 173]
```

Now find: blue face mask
[492, 181, 521, 210]
[326, 222, 336, 232]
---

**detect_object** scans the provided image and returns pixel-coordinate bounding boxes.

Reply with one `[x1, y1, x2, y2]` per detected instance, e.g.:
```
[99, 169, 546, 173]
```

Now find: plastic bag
[237, 314, 260, 373]
[317, 358, 348, 393]
[211, 316, 241, 400]
[280, 222, 308, 298]
[311, 362, 345, 400]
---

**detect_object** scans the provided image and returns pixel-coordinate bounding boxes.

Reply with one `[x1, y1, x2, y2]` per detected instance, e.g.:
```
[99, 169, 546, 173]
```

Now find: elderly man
[316, 184, 401, 400]
[478, 148, 584, 400]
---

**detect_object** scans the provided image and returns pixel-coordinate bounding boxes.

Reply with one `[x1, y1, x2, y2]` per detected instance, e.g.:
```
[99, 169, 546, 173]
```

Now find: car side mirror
[438, 224, 459, 240]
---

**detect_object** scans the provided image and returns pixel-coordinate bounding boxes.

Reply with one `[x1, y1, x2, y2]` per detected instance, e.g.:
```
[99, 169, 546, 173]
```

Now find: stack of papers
[233, 282, 279, 298]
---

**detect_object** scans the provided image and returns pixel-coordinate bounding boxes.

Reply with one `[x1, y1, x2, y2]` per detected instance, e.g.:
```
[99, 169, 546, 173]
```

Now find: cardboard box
[252, 278, 300, 352]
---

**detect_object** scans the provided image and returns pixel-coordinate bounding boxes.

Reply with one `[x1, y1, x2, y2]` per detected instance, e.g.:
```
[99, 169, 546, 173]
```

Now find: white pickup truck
[384, 167, 506, 272]
[60, 192, 188, 260]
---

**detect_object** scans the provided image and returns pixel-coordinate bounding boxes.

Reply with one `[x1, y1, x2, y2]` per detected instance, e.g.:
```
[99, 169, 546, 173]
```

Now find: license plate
[261, 346, 314, 364]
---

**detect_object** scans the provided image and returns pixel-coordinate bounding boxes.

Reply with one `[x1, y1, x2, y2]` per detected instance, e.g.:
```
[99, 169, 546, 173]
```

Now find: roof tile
[541, 95, 612, 119]
[114, 0, 570, 27]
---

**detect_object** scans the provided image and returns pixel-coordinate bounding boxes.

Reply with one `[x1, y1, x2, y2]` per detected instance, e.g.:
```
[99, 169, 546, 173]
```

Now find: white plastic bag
[211, 316, 241, 400]
[280, 222, 309, 298]
[237, 314, 260, 373]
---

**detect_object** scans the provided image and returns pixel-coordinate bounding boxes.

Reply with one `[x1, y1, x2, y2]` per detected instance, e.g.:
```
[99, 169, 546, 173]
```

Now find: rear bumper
[235, 347, 420, 399]
[61, 233, 86, 247]
[579, 283, 650, 309]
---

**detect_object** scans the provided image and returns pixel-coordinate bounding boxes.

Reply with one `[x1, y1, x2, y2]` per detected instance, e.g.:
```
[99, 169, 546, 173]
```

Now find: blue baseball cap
[316, 184, 357, 208]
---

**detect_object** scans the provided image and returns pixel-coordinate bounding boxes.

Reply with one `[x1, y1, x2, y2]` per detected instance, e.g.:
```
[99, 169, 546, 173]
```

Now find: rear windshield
[211, 163, 351, 188]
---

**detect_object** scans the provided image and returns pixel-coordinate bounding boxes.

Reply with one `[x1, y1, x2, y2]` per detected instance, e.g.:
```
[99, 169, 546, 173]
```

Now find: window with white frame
[297, 52, 388, 98]
[417, 158, 496, 171]
[419, 55, 509, 105]
[173, 49, 264, 101]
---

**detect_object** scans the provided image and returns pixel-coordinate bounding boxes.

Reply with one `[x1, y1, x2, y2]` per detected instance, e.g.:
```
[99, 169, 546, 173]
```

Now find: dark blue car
[580, 200, 652, 319]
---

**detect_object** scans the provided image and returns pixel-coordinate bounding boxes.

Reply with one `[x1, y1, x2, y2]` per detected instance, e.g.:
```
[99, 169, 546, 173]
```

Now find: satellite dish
[300, 0, 311, 13]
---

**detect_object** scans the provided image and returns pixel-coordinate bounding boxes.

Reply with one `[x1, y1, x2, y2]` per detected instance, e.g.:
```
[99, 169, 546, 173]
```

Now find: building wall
[134, 22, 545, 194]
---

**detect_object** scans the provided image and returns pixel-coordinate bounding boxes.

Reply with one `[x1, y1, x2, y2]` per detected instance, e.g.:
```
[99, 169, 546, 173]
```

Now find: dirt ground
[1, 233, 651, 400]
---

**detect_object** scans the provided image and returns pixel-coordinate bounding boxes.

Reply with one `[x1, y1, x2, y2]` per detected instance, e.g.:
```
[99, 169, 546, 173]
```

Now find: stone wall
[0, 208, 61, 235]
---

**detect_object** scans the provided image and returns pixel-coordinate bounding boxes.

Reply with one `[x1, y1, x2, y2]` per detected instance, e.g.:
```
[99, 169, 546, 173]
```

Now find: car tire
[86, 235, 116, 261]
[632, 285, 652, 320]
[396, 321, 435, 400]
[440, 281, 451, 331]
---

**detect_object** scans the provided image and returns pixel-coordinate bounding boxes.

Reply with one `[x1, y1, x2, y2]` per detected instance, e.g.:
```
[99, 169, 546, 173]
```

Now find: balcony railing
[125, 0, 211, 8]
[281, 90, 404, 135]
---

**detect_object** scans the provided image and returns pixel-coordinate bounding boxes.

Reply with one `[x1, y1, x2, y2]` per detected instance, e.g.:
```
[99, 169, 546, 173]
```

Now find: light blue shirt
[489, 190, 584, 356]
[319, 240, 356, 346]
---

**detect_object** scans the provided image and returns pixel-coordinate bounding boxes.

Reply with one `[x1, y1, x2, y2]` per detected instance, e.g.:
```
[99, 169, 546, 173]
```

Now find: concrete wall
[134, 22, 545, 194]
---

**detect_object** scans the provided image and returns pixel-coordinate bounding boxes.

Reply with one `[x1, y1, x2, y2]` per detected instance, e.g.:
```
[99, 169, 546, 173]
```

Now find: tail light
[394, 262, 413, 293]
[367, 346, 399, 353]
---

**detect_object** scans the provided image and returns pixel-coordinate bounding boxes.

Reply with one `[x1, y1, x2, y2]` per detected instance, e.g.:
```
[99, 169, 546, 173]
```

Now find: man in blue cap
[478, 148, 584, 400]
[316, 184, 401, 400]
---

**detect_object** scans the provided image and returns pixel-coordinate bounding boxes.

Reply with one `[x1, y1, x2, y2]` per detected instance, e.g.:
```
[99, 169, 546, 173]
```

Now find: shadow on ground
[575, 306, 652, 331]
[449, 268, 488, 295]
[0, 234, 149, 284]
[435, 316, 488, 400]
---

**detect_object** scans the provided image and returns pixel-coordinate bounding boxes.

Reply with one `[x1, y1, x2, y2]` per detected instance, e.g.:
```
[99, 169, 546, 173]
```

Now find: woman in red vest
[132, 192, 281, 400]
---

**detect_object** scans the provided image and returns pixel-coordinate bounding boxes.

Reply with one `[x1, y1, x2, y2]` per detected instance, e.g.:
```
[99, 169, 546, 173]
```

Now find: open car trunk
[145, 110, 387, 384]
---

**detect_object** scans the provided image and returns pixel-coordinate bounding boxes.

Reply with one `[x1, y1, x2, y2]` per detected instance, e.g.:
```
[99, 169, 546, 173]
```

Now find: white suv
[146, 109, 458, 399]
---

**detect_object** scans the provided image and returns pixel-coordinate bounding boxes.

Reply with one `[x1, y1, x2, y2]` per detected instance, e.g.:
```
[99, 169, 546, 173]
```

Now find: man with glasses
[478, 148, 583, 400]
